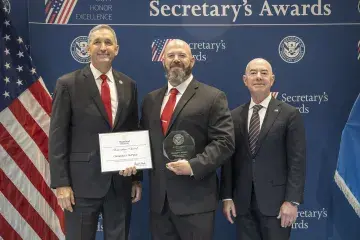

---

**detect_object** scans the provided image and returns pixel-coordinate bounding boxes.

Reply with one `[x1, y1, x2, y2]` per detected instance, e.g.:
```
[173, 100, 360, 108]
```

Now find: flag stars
[17, 37, 23, 44]
[3, 7, 8, 13]
[16, 79, 23, 86]
[30, 68, 36, 74]
[16, 65, 23, 72]
[4, 34, 10, 41]
[4, 48, 10, 55]
[4, 77, 10, 84]
[4, 62, 10, 69]
[3, 91, 10, 98]
[17, 51, 24, 58]
[4, 20, 10, 27]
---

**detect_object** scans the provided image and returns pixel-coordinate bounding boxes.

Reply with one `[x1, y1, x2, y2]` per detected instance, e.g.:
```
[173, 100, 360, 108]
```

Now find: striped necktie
[249, 105, 263, 156]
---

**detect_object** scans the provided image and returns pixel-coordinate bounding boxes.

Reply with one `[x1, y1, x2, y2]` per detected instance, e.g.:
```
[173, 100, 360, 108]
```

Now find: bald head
[164, 39, 193, 58]
[243, 58, 275, 103]
[162, 39, 195, 87]
[245, 58, 273, 75]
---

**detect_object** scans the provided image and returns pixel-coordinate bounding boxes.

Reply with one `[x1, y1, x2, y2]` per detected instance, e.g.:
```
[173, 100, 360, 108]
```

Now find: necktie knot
[253, 105, 262, 113]
[169, 88, 178, 96]
[100, 74, 107, 83]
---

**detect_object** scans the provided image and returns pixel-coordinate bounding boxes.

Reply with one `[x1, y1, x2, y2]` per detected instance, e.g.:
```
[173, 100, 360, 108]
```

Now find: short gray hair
[87, 24, 118, 45]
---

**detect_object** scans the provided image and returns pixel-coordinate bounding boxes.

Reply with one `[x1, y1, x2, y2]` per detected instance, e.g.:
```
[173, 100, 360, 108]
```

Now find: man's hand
[131, 181, 142, 203]
[223, 199, 237, 224]
[56, 186, 75, 212]
[166, 159, 192, 175]
[277, 201, 298, 228]
[119, 166, 137, 176]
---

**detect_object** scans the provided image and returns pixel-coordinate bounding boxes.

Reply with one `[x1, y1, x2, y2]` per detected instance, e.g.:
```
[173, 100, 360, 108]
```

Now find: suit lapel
[82, 65, 110, 126]
[112, 70, 125, 129]
[240, 102, 252, 158]
[152, 85, 168, 136]
[165, 80, 198, 135]
[254, 98, 281, 156]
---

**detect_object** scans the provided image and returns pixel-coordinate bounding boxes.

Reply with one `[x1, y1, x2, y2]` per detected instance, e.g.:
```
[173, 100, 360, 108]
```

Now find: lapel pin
[274, 109, 279, 112]
[119, 80, 123, 84]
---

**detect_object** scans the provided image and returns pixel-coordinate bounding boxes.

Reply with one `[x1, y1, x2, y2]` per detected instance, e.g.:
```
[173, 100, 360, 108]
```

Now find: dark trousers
[64, 181, 132, 240]
[151, 196, 215, 240]
[236, 184, 291, 240]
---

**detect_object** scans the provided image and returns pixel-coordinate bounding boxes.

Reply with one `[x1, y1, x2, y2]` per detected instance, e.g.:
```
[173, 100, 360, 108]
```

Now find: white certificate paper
[99, 130, 152, 172]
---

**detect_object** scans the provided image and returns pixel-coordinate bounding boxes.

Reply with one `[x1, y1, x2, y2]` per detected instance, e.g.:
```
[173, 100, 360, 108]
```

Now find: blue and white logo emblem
[2, 0, 11, 14]
[70, 36, 90, 64]
[173, 134, 184, 146]
[279, 36, 305, 63]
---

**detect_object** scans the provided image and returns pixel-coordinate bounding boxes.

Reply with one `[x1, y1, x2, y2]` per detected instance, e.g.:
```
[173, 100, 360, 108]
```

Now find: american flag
[271, 92, 279, 99]
[0, 4, 65, 240]
[151, 39, 173, 62]
[45, 0, 78, 24]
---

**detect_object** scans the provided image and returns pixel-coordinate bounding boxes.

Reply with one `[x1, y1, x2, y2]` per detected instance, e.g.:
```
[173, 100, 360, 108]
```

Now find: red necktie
[100, 74, 112, 127]
[161, 88, 178, 134]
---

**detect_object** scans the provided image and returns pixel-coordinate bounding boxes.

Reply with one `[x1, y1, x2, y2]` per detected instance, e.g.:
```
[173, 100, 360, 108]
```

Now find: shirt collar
[166, 74, 193, 95]
[90, 63, 113, 82]
[249, 93, 272, 110]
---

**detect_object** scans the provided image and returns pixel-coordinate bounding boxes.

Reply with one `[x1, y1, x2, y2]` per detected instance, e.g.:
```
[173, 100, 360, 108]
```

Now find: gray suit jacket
[49, 65, 141, 198]
[221, 98, 306, 216]
[140, 79, 235, 215]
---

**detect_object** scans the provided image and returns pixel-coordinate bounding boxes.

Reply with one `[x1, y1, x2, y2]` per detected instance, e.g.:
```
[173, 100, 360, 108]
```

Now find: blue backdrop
[7, 0, 360, 239]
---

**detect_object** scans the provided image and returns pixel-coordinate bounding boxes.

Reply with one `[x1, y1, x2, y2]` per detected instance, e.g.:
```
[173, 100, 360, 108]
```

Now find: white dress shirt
[160, 74, 193, 115]
[247, 93, 272, 132]
[90, 63, 118, 125]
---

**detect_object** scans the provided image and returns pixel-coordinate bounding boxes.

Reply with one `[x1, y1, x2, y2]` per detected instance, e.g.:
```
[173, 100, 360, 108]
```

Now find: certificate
[99, 130, 152, 172]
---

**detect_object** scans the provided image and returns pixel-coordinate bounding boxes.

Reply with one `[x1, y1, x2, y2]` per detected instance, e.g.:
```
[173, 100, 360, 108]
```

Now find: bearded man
[139, 39, 235, 239]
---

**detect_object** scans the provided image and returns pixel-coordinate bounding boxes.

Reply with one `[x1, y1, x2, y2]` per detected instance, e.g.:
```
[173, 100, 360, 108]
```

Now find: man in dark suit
[221, 58, 306, 240]
[49, 24, 141, 240]
[140, 39, 235, 239]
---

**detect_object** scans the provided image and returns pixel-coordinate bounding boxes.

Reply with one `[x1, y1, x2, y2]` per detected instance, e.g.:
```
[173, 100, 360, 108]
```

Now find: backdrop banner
[19, 0, 360, 239]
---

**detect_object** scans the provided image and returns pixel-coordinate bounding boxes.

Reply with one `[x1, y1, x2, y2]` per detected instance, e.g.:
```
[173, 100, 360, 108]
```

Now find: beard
[164, 63, 192, 86]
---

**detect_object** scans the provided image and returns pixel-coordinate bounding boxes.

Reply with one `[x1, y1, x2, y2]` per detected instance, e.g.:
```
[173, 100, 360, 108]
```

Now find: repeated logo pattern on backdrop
[151, 39, 173, 62]
[70, 36, 90, 63]
[272, 91, 329, 114]
[279, 36, 306, 63]
[151, 39, 227, 62]
[45, 0, 78, 24]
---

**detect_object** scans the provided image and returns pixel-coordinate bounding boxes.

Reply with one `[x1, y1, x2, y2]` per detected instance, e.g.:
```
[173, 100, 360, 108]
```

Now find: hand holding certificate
[99, 130, 153, 172]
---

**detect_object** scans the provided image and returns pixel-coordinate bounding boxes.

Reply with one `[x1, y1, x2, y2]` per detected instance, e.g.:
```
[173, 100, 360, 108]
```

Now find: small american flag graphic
[151, 39, 173, 62]
[271, 92, 279, 98]
[45, 0, 78, 24]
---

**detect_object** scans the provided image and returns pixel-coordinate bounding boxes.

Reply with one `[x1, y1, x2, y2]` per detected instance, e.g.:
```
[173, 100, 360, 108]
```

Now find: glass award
[163, 130, 195, 161]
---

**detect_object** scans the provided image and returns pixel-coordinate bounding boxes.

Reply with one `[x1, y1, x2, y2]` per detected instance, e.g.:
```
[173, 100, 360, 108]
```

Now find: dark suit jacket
[49, 65, 141, 198]
[140, 79, 235, 215]
[220, 97, 306, 216]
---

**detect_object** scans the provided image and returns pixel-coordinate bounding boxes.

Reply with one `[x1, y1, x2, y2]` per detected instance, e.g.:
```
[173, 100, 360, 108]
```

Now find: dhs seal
[173, 134, 184, 146]
[70, 36, 90, 64]
[279, 36, 305, 63]
[2, 0, 11, 13]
